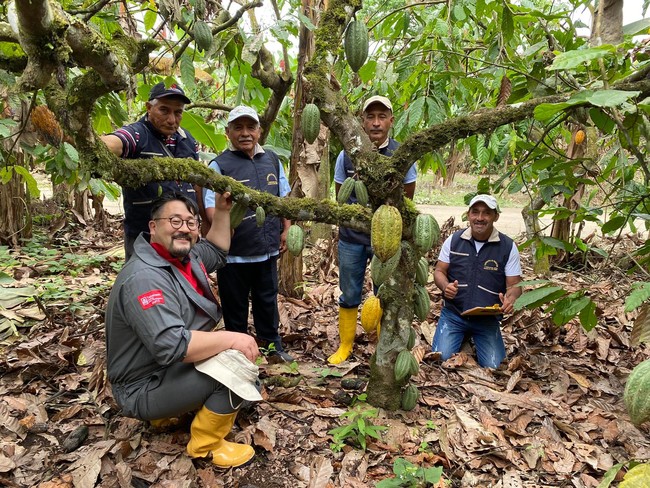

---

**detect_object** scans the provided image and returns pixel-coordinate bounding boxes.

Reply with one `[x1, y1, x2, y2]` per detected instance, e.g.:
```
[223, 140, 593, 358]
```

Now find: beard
[169, 233, 194, 258]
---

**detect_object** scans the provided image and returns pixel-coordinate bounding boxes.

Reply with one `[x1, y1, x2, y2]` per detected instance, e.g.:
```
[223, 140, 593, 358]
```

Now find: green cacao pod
[286, 225, 304, 257]
[360, 296, 382, 333]
[624, 359, 650, 426]
[230, 202, 248, 229]
[401, 384, 418, 411]
[429, 215, 440, 245]
[407, 326, 417, 350]
[193, 0, 206, 18]
[354, 180, 369, 206]
[394, 349, 419, 382]
[416, 257, 428, 286]
[255, 206, 266, 227]
[337, 177, 356, 204]
[370, 245, 401, 286]
[413, 213, 437, 253]
[414, 284, 430, 321]
[193, 20, 213, 51]
[371, 205, 402, 262]
[301, 103, 320, 144]
[344, 20, 369, 73]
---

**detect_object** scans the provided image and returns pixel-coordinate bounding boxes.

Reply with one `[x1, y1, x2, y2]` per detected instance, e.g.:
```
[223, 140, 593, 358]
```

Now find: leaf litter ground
[0, 215, 649, 488]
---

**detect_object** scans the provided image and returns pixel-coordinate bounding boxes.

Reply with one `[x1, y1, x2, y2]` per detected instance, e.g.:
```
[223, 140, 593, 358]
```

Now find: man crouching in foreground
[105, 191, 261, 468]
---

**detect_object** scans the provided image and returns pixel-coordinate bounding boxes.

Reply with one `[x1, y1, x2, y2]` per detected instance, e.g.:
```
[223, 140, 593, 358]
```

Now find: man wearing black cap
[102, 81, 199, 260]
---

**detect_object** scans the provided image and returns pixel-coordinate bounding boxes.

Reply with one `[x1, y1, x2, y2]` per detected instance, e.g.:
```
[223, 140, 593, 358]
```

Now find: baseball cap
[148, 82, 191, 104]
[469, 194, 500, 213]
[194, 349, 263, 401]
[362, 95, 393, 113]
[227, 105, 260, 124]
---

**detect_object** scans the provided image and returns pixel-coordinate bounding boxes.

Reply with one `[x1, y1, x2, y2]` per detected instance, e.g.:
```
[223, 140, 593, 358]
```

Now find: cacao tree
[2, 0, 650, 409]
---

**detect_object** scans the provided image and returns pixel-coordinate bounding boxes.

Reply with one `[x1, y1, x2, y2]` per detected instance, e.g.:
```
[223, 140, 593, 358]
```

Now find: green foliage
[328, 405, 387, 452]
[514, 280, 597, 331]
[375, 457, 443, 487]
[625, 282, 650, 313]
[597, 460, 649, 488]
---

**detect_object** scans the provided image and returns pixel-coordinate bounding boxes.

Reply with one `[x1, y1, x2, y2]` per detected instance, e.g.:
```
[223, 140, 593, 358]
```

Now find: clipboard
[461, 305, 503, 316]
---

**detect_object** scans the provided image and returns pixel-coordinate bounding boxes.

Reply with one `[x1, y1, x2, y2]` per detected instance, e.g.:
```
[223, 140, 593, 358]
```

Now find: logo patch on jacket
[483, 259, 499, 271]
[138, 289, 165, 309]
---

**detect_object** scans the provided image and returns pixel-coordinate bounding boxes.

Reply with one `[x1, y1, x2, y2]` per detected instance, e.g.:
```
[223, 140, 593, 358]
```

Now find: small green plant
[376, 457, 443, 487]
[313, 367, 343, 378]
[328, 405, 387, 452]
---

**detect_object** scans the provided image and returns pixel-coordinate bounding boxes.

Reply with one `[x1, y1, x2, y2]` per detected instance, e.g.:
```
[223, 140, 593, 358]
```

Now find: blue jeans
[338, 239, 373, 308]
[432, 307, 506, 368]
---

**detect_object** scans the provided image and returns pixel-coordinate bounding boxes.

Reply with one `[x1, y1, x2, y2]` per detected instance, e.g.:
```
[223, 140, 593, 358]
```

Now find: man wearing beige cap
[432, 194, 522, 368]
[329, 95, 418, 364]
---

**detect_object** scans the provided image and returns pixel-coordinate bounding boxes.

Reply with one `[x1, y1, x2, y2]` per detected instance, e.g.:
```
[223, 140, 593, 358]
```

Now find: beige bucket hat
[195, 349, 263, 401]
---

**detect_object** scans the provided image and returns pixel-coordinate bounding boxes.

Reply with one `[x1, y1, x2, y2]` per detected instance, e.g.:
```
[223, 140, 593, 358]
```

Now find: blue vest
[213, 149, 282, 257]
[339, 138, 400, 245]
[445, 229, 514, 318]
[121, 118, 198, 238]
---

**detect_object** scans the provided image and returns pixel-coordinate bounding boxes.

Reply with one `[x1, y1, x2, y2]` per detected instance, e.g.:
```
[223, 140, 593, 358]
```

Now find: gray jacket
[105, 234, 226, 394]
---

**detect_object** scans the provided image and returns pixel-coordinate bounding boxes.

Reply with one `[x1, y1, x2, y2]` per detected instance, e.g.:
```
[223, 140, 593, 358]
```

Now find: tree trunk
[591, 0, 623, 45]
[550, 130, 586, 249]
[366, 243, 419, 410]
[442, 140, 460, 187]
[278, 0, 329, 298]
[522, 195, 549, 276]
[0, 153, 31, 247]
[0, 98, 32, 247]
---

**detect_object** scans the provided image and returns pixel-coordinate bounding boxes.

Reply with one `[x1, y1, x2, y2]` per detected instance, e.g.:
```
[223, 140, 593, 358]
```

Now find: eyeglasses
[153, 216, 200, 231]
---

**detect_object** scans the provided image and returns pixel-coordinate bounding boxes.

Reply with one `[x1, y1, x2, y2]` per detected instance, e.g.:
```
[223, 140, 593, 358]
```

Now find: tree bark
[279, 0, 328, 298]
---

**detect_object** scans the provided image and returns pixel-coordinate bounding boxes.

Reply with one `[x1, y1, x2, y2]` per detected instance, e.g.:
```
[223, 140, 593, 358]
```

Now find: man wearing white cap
[101, 81, 199, 261]
[105, 191, 261, 468]
[203, 105, 293, 363]
[328, 95, 418, 364]
[432, 194, 522, 368]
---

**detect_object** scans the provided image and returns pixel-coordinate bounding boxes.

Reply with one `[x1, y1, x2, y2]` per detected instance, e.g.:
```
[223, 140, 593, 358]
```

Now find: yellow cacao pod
[360, 296, 382, 333]
[575, 129, 585, 145]
[371, 205, 402, 262]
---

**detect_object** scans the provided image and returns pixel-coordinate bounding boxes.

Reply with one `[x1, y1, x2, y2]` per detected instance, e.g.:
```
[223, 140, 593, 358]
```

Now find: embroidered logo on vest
[266, 173, 278, 185]
[483, 259, 499, 271]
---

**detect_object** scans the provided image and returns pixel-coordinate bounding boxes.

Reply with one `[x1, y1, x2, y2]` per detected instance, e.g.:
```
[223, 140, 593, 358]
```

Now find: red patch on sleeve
[138, 289, 165, 310]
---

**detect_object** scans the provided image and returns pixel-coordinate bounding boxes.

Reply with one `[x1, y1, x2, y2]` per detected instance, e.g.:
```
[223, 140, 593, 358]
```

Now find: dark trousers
[113, 362, 243, 420]
[217, 256, 283, 349]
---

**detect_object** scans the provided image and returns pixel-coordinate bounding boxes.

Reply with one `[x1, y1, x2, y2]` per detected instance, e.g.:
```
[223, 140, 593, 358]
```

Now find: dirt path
[417, 205, 530, 237]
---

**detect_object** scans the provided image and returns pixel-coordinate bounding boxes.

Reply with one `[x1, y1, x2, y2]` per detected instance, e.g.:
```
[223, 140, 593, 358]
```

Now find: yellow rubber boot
[186, 406, 255, 468]
[328, 307, 358, 364]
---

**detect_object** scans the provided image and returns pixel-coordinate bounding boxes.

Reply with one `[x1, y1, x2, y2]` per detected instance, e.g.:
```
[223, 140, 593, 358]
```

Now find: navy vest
[445, 229, 514, 318]
[339, 138, 400, 245]
[121, 118, 198, 238]
[213, 149, 282, 257]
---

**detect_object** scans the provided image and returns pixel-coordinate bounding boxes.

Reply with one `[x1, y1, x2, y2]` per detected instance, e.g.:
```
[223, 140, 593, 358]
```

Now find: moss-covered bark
[366, 241, 420, 409]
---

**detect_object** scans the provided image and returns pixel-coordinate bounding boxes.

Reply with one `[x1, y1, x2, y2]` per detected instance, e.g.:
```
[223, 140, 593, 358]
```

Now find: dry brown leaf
[307, 455, 334, 488]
